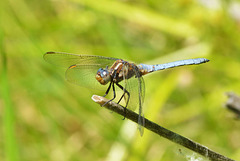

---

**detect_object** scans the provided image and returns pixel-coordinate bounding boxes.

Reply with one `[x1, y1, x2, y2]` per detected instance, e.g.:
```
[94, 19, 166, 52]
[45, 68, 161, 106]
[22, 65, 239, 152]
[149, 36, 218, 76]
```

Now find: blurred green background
[1, 0, 240, 160]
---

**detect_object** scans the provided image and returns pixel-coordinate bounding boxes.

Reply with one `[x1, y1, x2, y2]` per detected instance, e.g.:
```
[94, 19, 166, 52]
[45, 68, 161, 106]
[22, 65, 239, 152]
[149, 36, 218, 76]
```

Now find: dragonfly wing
[119, 65, 138, 111]
[120, 63, 145, 136]
[134, 67, 145, 136]
[65, 64, 110, 91]
[44, 52, 117, 68]
[44, 52, 117, 90]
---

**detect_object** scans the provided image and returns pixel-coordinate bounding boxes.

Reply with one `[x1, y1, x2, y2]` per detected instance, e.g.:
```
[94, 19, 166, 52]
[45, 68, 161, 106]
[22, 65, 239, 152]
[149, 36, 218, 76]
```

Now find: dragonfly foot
[102, 100, 111, 106]
[103, 94, 107, 97]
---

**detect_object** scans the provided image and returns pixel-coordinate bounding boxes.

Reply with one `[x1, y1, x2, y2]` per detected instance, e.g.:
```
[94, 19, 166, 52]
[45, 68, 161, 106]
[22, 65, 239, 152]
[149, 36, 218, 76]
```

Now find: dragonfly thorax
[96, 67, 111, 85]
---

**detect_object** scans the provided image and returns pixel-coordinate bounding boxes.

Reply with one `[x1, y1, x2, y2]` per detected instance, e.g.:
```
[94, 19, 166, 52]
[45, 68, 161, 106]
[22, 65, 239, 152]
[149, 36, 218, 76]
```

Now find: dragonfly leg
[102, 82, 116, 106]
[116, 83, 130, 106]
[103, 81, 112, 97]
[116, 83, 130, 120]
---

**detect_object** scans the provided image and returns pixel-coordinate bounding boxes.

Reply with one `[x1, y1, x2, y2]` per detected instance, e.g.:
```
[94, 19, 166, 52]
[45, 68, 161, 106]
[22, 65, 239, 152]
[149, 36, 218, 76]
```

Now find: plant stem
[92, 95, 235, 161]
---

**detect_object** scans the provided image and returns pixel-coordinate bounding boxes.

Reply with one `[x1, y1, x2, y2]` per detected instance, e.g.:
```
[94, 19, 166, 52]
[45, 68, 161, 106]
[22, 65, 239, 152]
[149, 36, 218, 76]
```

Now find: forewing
[43, 52, 117, 68]
[65, 64, 109, 91]
[44, 52, 117, 90]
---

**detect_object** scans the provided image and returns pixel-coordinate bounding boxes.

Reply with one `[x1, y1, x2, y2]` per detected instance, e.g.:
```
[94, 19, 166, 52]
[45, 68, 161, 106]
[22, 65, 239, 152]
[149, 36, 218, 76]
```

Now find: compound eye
[102, 71, 108, 77]
[96, 68, 110, 85]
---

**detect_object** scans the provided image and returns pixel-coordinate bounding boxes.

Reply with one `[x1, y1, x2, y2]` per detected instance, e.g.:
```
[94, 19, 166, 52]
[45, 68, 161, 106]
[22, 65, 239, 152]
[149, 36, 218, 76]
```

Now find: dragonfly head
[96, 67, 111, 85]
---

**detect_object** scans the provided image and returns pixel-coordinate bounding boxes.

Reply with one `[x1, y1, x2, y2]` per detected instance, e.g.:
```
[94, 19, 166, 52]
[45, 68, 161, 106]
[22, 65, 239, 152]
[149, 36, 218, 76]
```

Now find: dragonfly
[44, 52, 209, 135]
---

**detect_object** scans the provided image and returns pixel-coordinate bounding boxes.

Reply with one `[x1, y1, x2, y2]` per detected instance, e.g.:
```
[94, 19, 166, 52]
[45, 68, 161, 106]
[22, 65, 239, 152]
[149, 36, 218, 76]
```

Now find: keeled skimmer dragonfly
[44, 52, 209, 135]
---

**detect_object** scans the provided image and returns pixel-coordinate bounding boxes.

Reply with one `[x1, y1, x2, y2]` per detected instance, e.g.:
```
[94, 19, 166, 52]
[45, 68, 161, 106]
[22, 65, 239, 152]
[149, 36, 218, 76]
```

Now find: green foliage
[1, 0, 240, 160]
